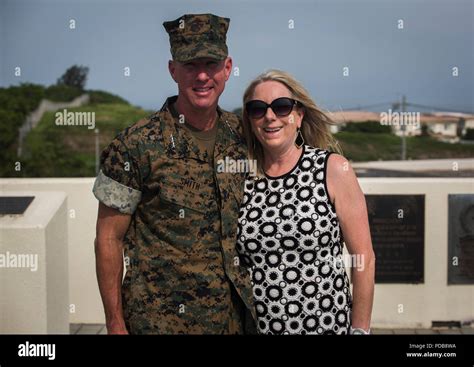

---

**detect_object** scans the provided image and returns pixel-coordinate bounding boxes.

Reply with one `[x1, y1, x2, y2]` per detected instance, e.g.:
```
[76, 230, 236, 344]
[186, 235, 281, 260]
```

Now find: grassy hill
[0, 83, 153, 177]
[336, 131, 474, 161]
[22, 103, 151, 177]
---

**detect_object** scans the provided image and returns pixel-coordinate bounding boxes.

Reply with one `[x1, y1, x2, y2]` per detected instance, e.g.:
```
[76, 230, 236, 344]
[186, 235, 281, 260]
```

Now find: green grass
[35, 103, 150, 133]
[30, 103, 152, 153]
[20, 103, 152, 177]
[336, 132, 474, 161]
[75, 152, 97, 173]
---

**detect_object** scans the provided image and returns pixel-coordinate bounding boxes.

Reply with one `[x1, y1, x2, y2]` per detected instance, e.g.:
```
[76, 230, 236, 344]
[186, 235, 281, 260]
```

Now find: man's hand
[106, 320, 129, 335]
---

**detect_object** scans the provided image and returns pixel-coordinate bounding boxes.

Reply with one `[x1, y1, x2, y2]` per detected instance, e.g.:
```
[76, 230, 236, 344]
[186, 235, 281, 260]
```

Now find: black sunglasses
[245, 97, 301, 119]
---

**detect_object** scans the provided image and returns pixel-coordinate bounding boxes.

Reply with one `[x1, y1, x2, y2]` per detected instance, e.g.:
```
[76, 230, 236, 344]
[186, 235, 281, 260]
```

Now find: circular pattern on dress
[298, 218, 315, 234]
[237, 146, 351, 335]
[300, 250, 316, 264]
[265, 192, 280, 207]
[280, 236, 299, 250]
[283, 175, 297, 190]
[244, 239, 261, 254]
[315, 202, 329, 215]
[265, 251, 281, 267]
[260, 222, 277, 237]
[302, 282, 318, 297]
[283, 267, 300, 283]
[246, 207, 262, 221]
[280, 204, 296, 219]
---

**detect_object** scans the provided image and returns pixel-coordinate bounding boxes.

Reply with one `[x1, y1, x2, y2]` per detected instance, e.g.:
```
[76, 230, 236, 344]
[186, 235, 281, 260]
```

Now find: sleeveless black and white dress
[236, 145, 352, 335]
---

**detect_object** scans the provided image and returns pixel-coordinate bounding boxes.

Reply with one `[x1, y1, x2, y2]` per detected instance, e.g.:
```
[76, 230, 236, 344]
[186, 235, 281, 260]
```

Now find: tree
[57, 65, 89, 90]
[420, 123, 429, 137]
[464, 128, 474, 140]
[232, 107, 242, 117]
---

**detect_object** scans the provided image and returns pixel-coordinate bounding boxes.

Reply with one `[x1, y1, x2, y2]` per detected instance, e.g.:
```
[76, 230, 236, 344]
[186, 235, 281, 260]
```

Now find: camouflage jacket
[93, 96, 256, 334]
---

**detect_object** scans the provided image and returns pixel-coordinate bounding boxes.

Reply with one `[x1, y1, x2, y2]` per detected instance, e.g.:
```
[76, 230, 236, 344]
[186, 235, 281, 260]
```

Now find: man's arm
[95, 202, 132, 335]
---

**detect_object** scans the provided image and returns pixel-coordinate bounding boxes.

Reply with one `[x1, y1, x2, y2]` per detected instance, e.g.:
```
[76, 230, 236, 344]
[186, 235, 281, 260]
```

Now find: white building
[328, 110, 474, 142]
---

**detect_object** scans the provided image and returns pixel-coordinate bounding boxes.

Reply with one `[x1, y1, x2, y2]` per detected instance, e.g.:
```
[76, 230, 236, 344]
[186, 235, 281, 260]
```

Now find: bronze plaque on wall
[365, 195, 425, 283]
[448, 194, 474, 285]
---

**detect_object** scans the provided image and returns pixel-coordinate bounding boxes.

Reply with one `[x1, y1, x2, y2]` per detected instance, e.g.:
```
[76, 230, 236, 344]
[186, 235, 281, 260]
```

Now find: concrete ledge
[1, 178, 473, 328]
[0, 191, 69, 334]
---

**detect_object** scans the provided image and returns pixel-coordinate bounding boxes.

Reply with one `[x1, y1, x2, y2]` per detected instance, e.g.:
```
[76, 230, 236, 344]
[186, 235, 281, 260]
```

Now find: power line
[406, 102, 474, 115]
[337, 102, 393, 111]
[338, 100, 474, 114]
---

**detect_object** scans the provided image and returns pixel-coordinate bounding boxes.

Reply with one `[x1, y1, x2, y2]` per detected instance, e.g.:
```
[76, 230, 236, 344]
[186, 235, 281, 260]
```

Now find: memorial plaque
[365, 195, 425, 283]
[448, 194, 474, 285]
[0, 196, 35, 215]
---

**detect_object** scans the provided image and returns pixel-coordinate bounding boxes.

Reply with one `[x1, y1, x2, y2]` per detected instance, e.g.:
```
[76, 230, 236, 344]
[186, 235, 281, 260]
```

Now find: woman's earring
[295, 127, 305, 148]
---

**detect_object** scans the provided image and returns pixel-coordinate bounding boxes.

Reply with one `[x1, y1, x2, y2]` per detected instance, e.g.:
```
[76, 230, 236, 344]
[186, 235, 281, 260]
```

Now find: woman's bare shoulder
[326, 153, 359, 199]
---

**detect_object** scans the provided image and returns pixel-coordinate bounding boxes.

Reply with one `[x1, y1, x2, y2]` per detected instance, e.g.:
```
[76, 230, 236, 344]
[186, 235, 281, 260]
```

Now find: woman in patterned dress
[237, 70, 375, 335]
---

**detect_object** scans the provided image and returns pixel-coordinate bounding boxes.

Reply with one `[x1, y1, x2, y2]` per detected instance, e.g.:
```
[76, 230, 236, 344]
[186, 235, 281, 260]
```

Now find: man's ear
[224, 57, 233, 81]
[168, 60, 178, 83]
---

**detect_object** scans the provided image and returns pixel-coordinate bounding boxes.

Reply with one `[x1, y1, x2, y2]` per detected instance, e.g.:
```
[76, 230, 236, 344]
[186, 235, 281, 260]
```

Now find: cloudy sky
[1, 0, 473, 114]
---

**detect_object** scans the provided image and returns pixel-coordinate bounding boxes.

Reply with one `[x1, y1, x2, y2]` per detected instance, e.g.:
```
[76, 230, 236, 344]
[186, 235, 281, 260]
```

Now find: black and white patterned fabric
[237, 145, 352, 335]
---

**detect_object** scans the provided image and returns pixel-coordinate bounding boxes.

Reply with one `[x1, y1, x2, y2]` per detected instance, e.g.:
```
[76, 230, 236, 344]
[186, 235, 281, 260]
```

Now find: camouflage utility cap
[163, 13, 230, 63]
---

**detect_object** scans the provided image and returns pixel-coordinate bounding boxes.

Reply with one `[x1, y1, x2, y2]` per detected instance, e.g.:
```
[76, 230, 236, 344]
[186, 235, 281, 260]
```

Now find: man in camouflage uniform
[93, 13, 256, 334]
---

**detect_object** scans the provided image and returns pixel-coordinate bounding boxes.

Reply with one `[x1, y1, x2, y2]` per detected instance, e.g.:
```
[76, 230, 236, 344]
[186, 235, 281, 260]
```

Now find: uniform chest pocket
[229, 173, 246, 206]
[159, 181, 209, 215]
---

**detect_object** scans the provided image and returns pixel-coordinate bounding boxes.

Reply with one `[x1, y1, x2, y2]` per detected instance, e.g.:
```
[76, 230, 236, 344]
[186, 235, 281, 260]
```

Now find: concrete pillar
[0, 191, 69, 334]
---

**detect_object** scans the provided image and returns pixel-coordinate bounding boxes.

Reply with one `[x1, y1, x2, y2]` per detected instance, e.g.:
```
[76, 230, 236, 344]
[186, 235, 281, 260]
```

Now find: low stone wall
[17, 94, 90, 157]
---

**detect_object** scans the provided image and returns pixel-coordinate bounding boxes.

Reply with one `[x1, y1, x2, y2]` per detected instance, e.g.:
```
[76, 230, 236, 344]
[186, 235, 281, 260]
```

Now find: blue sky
[1, 0, 473, 113]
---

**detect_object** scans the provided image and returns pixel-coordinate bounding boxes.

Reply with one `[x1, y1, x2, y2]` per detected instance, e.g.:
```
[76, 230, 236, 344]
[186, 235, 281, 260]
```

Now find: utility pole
[95, 128, 100, 175]
[401, 95, 407, 160]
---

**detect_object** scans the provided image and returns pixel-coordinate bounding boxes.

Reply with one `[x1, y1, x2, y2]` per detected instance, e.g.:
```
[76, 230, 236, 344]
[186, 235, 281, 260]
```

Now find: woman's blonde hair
[242, 69, 342, 177]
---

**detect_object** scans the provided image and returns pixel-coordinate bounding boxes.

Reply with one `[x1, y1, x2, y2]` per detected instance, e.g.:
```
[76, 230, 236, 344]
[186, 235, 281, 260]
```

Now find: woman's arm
[326, 153, 376, 331]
